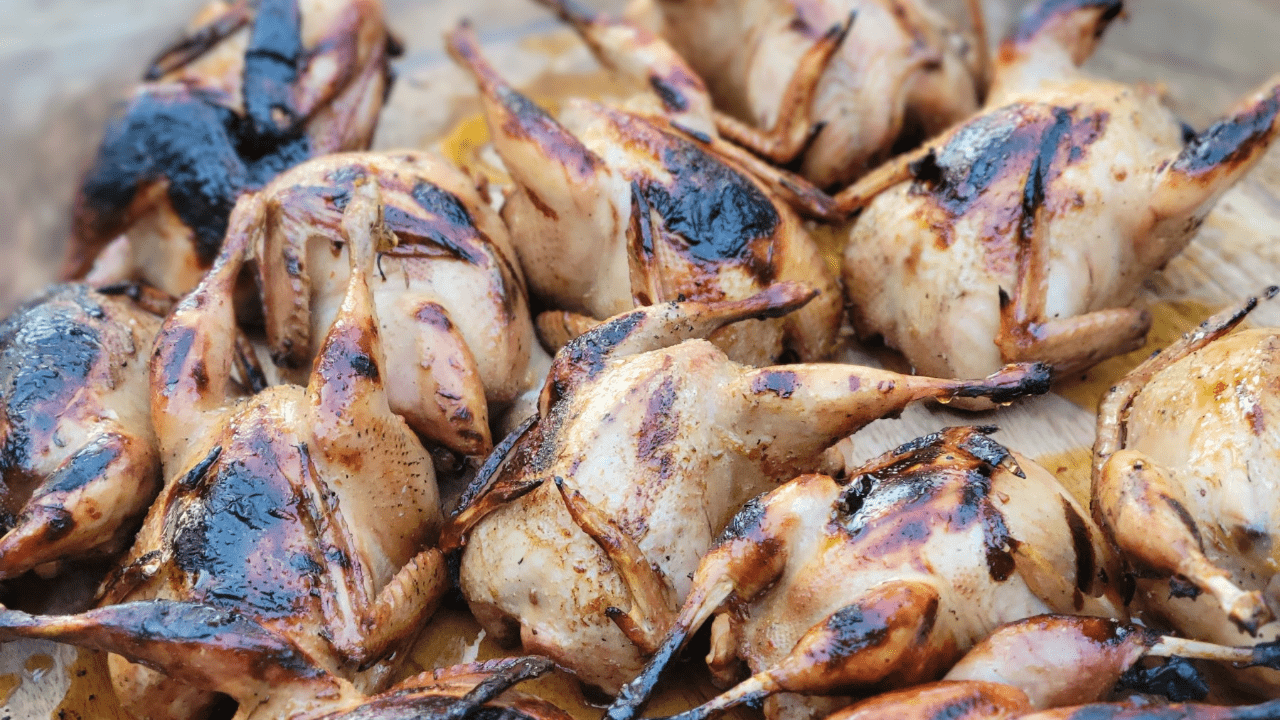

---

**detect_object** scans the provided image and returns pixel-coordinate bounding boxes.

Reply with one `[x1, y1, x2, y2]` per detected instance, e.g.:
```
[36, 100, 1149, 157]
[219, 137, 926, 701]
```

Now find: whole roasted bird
[0, 283, 169, 580]
[1093, 287, 1280, 697]
[0, 597, 569, 720]
[830, 614, 1280, 720]
[839, 0, 1280, 391]
[605, 427, 1121, 720]
[66, 0, 398, 297]
[447, 20, 842, 366]
[242, 150, 546, 456]
[88, 185, 447, 720]
[629, 0, 988, 187]
[443, 290, 1051, 695]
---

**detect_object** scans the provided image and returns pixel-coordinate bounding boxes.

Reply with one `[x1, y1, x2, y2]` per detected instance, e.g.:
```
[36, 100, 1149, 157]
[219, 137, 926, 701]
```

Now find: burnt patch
[497, 87, 599, 179]
[1173, 91, 1280, 177]
[750, 371, 798, 398]
[649, 74, 690, 113]
[77, 88, 311, 266]
[911, 104, 1108, 223]
[637, 376, 679, 476]
[641, 139, 779, 282]
[555, 309, 646, 386]
[715, 493, 769, 545]
[1062, 497, 1096, 593]
[0, 288, 106, 480]
[1115, 656, 1209, 703]
[43, 439, 125, 496]
[242, 0, 305, 140]
[415, 302, 454, 332]
[170, 431, 315, 616]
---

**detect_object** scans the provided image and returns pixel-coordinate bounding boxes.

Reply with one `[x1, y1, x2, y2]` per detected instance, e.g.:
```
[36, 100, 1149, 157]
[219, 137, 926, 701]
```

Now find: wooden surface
[2, 0, 1280, 717]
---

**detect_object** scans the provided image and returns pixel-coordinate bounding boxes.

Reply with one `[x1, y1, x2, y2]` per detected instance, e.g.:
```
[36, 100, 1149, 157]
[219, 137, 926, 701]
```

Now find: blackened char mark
[498, 88, 599, 179]
[750, 371, 798, 398]
[44, 437, 127, 496]
[0, 289, 104, 483]
[1061, 496, 1097, 594]
[912, 105, 1108, 221]
[381, 182, 486, 265]
[242, 0, 305, 140]
[169, 433, 317, 617]
[637, 375, 679, 477]
[1011, 0, 1124, 44]
[451, 414, 538, 517]
[715, 493, 768, 546]
[78, 91, 312, 266]
[649, 74, 690, 113]
[641, 140, 779, 282]
[555, 309, 646, 388]
[1173, 92, 1280, 176]
[1114, 656, 1210, 704]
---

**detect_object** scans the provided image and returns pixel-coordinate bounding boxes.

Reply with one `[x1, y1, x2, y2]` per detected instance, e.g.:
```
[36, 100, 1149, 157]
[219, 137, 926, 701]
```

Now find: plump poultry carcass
[87, 185, 447, 720]
[242, 150, 547, 456]
[629, 0, 987, 188]
[839, 0, 1280, 392]
[1093, 287, 1280, 697]
[443, 288, 1051, 695]
[830, 614, 1280, 720]
[0, 283, 169, 580]
[0, 597, 568, 720]
[447, 20, 842, 366]
[605, 427, 1121, 720]
[66, 0, 398, 297]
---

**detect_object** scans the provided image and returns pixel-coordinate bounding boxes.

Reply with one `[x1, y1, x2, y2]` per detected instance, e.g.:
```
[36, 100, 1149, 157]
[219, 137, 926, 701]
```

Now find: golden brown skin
[0, 283, 169, 580]
[0, 598, 568, 720]
[242, 150, 547, 456]
[445, 291, 1051, 695]
[826, 613, 1280, 720]
[1093, 288, 1280, 696]
[447, 22, 842, 367]
[606, 427, 1122, 720]
[67, 0, 398, 297]
[87, 186, 447, 720]
[631, 0, 986, 188]
[840, 0, 1280, 392]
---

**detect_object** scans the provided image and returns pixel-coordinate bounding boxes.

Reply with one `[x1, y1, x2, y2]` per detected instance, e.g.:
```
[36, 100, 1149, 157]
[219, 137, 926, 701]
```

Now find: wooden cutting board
[2, 0, 1280, 717]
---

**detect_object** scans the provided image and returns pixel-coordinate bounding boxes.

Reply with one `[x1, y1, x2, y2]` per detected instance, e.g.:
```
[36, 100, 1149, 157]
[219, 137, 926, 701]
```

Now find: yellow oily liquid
[1056, 299, 1217, 412]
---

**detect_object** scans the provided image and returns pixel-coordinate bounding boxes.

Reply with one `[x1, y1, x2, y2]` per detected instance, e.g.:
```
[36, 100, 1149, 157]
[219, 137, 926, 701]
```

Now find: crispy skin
[0, 284, 163, 579]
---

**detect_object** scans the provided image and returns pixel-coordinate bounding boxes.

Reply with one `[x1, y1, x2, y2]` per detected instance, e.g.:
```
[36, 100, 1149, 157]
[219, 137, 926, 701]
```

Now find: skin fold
[447, 18, 842, 367]
[443, 286, 1051, 695]
[66, 0, 398, 297]
[605, 427, 1123, 720]
[0, 283, 169, 580]
[241, 150, 548, 456]
[77, 185, 448, 720]
[838, 0, 1280, 396]
[1093, 288, 1280, 697]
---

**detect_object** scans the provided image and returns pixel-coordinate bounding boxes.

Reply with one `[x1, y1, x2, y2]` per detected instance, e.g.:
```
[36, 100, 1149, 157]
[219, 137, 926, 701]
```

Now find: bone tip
[1229, 593, 1273, 636]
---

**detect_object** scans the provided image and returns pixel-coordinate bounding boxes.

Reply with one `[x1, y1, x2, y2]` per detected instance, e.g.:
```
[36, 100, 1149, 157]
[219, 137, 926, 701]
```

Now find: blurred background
[1, 0, 1277, 313]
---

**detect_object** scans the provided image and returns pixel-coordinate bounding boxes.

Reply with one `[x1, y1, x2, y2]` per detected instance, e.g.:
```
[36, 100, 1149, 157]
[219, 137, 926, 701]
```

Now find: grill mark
[1062, 496, 1096, 594]
[750, 371, 798, 398]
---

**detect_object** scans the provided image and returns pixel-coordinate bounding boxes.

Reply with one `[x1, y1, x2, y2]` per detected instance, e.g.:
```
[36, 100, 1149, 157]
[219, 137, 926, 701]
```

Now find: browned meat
[630, 0, 987, 188]
[447, 21, 842, 367]
[838, 0, 1280, 396]
[1093, 287, 1280, 696]
[0, 597, 569, 720]
[77, 185, 448, 720]
[830, 614, 1280, 720]
[66, 0, 398, 297]
[0, 283, 168, 580]
[443, 290, 1050, 695]
[605, 427, 1121, 720]
[239, 150, 548, 456]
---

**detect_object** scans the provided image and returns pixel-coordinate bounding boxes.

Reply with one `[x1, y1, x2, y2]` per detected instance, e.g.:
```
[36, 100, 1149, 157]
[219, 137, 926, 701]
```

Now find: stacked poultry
[2, 0, 1280, 719]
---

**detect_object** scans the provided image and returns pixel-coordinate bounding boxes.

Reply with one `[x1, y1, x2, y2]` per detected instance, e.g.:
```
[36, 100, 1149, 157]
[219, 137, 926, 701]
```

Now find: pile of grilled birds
[3, 0, 1280, 719]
